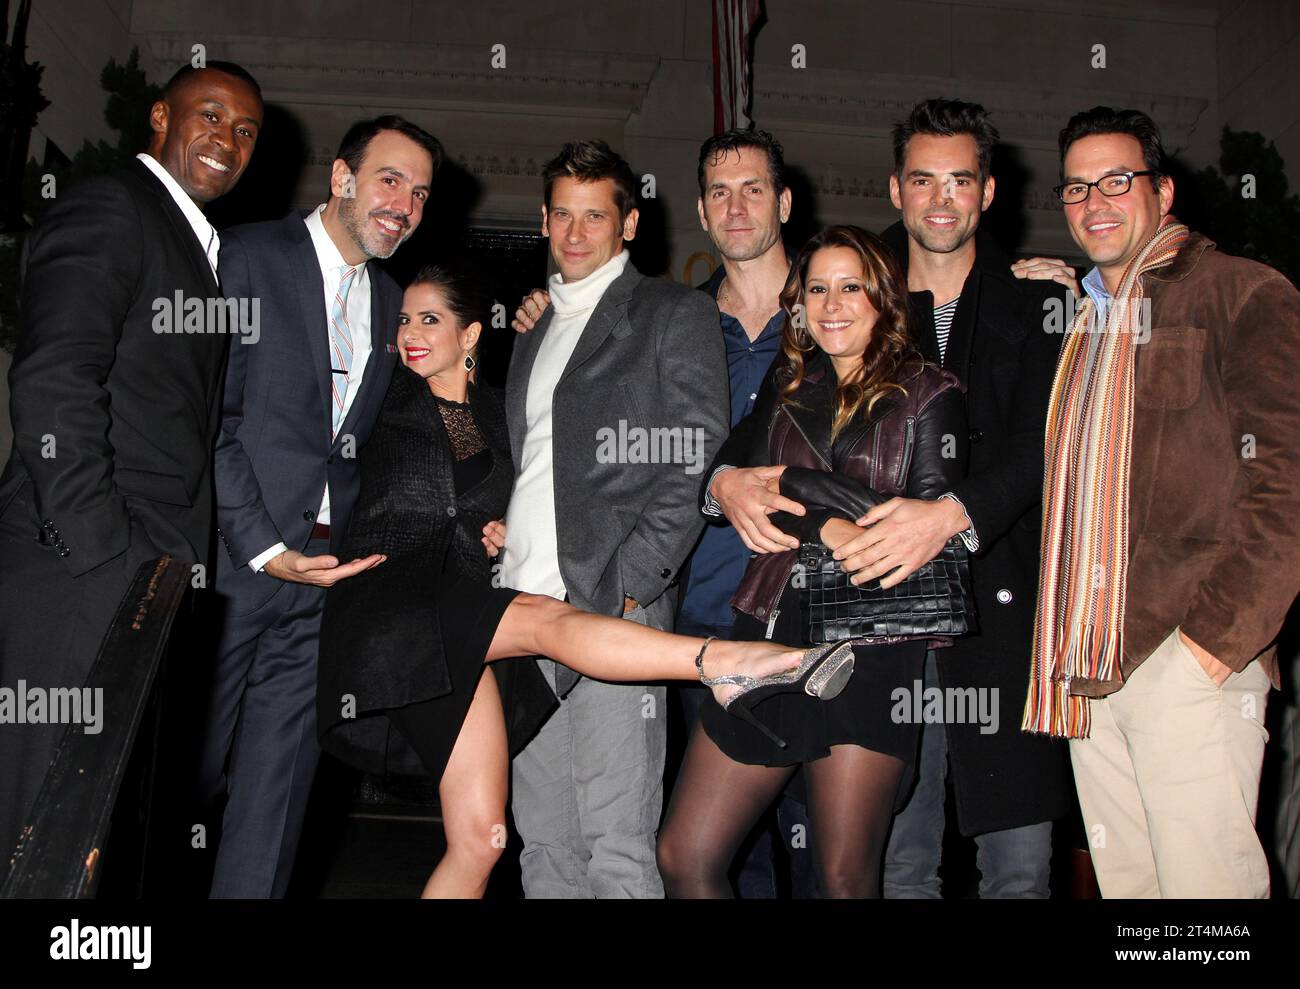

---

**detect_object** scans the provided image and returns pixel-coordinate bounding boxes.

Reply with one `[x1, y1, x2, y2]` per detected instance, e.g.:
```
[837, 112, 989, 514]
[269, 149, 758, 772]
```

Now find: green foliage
[21, 46, 159, 223]
[3, 48, 159, 351]
[1183, 127, 1300, 286]
[100, 47, 162, 161]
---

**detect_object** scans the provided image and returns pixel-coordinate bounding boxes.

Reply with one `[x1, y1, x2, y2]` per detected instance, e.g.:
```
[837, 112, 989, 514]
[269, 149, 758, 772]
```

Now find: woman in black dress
[657, 226, 970, 898]
[318, 265, 848, 898]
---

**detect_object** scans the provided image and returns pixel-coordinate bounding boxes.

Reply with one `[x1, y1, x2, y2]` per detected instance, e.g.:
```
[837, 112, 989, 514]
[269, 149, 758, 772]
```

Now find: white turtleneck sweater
[500, 250, 631, 599]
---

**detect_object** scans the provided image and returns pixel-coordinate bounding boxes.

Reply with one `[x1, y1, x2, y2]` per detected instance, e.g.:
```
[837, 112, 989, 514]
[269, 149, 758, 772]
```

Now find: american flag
[712, 0, 762, 134]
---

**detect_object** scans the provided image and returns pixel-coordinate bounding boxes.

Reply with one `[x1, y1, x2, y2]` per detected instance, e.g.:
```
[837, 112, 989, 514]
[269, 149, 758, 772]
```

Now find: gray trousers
[511, 606, 667, 898]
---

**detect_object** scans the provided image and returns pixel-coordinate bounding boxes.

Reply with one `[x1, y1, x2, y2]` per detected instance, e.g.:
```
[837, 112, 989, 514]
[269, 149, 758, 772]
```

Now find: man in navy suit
[202, 116, 442, 898]
[0, 62, 263, 876]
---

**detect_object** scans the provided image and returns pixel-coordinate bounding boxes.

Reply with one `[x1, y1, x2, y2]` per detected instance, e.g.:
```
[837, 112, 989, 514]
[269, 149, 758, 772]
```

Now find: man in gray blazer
[500, 140, 728, 897]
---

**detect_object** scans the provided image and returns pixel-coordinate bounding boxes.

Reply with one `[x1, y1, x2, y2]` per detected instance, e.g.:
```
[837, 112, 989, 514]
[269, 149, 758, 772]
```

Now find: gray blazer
[506, 260, 728, 645]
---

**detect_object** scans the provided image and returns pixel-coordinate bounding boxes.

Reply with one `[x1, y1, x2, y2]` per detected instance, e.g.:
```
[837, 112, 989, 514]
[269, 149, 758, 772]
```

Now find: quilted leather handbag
[798, 535, 974, 644]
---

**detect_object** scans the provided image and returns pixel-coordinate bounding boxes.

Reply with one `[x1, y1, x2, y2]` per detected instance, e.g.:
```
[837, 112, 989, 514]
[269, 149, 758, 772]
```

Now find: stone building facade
[4, 0, 1298, 451]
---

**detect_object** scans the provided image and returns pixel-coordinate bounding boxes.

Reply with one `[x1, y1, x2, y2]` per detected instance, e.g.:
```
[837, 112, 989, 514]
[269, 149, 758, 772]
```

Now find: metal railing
[1, 555, 188, 898]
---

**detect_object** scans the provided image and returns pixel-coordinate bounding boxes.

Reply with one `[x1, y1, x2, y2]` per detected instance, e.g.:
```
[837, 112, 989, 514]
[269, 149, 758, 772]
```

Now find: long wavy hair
[777, 225, 918, 438]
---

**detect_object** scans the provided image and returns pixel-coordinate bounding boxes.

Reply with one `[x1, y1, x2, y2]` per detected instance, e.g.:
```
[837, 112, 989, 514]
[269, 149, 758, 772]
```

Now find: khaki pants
[1070, 626, 1271, 898]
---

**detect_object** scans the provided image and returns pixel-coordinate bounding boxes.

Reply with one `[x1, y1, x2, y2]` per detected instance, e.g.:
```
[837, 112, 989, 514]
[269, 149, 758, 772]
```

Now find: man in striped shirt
[849, 99, 1073, 898]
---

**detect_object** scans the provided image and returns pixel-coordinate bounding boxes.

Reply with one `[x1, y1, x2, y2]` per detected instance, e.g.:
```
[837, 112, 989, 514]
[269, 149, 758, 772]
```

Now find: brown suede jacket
[1075, 232, 1300, 695]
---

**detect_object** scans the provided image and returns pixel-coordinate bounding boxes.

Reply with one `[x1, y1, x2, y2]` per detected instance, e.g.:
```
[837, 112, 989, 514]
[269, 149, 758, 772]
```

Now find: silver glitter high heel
[695, 637, 856, 749]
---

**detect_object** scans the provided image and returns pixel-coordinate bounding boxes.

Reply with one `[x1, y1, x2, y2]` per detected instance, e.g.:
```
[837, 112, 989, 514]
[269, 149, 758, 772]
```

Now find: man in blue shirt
[671, 130, 801, 898]
[676, 129, 790, 644]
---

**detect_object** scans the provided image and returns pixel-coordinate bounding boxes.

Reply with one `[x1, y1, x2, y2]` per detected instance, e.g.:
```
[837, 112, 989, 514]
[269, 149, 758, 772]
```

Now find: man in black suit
[0, 62, 264, 870]
[202, 116, 442, 897]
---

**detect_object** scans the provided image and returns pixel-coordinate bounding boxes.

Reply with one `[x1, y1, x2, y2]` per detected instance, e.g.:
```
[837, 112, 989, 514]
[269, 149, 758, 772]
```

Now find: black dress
[700, 590, 927, 770]
[317, 370, 556, 785]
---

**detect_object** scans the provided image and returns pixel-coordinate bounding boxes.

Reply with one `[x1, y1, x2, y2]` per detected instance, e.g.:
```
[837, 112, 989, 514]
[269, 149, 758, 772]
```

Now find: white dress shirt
[248, 204, 373, 572]
[135, 152, 219, 278]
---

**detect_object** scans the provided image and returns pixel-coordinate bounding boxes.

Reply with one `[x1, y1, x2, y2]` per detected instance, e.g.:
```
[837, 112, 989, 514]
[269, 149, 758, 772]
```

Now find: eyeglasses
[1053, 170, 1159, 205]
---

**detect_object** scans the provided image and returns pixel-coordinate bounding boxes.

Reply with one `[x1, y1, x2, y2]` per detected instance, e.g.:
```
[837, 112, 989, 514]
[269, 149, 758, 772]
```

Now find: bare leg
[485, 594, 803, 702]
[421, 669, 509, 899]
[804, 744, 907, 898]
[656, 722, 796, 898]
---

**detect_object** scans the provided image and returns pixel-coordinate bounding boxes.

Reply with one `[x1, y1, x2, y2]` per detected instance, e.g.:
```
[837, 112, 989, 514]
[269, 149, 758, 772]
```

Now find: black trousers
[201, 538, 328, 898]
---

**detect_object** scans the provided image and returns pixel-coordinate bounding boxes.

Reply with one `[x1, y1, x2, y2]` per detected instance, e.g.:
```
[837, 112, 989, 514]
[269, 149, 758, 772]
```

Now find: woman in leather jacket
[658, 226, 970, 898]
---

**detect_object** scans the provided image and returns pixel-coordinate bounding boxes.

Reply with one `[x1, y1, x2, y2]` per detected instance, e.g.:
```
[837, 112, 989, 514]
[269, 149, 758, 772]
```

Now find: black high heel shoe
[695, 637, 856, 749]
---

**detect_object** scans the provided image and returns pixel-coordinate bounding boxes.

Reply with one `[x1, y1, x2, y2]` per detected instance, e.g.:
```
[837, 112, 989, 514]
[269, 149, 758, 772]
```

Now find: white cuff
[249, 541, 289, 573]
[701, 465, 737, 517]
[938, 493, 979, 553]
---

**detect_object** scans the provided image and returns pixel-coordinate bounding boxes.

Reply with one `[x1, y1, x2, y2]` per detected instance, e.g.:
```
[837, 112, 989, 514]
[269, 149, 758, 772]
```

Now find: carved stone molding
[138, 33, 659, 113]
[753, 69, 1210, 149]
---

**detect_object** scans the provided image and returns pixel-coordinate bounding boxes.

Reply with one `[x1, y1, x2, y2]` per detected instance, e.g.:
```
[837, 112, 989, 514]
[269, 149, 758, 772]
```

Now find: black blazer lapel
[285, 219, 334, 440]
[334, 267, 398, 448]
[906, 291, 942, 365]
[129, 158, 219, 297]
[943, 270, 981, 378]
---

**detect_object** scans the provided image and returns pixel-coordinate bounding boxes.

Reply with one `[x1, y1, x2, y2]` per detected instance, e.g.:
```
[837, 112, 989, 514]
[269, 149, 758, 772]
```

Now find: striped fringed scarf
[1022, 218, 1189, 738]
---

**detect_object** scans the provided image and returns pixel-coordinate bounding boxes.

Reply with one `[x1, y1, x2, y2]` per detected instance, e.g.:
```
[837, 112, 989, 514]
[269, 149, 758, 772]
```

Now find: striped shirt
[931, 294, 978, 552]
[933, 295, 960, 364]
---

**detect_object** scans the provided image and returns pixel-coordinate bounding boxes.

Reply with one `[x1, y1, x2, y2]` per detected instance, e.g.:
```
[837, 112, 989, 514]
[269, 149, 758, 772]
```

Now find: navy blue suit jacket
[213, 210, 400, 610]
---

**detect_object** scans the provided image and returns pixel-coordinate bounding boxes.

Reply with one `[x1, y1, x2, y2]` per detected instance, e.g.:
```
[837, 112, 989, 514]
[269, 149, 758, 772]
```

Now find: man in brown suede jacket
[1016, 106, 1300, 897]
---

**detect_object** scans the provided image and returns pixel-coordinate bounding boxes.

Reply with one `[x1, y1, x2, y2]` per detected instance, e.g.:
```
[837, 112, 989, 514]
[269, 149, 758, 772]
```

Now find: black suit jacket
[0, 158, 226, 574]
[213, 210, 400, 612]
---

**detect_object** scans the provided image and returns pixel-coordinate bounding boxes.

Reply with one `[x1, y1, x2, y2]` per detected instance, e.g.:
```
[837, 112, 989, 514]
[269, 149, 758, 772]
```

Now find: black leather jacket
[705, 351, 968, 623]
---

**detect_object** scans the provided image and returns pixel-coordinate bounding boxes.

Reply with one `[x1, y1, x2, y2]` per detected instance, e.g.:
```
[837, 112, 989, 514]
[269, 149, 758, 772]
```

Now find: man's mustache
[371, 210, 410, 231]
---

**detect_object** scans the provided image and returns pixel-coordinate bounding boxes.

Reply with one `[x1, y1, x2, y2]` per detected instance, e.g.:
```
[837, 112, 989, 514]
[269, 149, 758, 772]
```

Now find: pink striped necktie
[328, 265, 358, 437]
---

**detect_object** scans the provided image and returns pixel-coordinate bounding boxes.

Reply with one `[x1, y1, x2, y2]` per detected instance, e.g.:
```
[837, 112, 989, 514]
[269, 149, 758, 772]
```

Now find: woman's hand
[819, 516, 864, 554]
[482, 519, 507, 558]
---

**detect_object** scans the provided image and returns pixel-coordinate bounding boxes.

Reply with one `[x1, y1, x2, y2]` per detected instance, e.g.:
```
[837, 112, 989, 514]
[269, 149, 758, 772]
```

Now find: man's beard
[339, 196, 410, 260]
[906, 215, 973, 255]
[716, 218, 781, 263]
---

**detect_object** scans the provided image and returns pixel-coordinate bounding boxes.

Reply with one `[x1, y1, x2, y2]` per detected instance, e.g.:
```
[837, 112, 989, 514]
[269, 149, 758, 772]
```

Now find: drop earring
[464, 353, 476, 372]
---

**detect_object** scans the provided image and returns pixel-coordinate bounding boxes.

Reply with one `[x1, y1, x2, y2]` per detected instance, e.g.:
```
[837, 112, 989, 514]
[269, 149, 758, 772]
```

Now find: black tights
[657, 723, 906, 898]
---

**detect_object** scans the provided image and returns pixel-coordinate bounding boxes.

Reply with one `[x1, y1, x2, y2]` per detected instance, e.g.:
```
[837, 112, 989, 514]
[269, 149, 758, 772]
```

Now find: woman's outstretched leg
[485, 593, 802, 701]
[657, 722, 795, 898]
[804, 743, 908, 898]
[421, 669, 509, 898]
